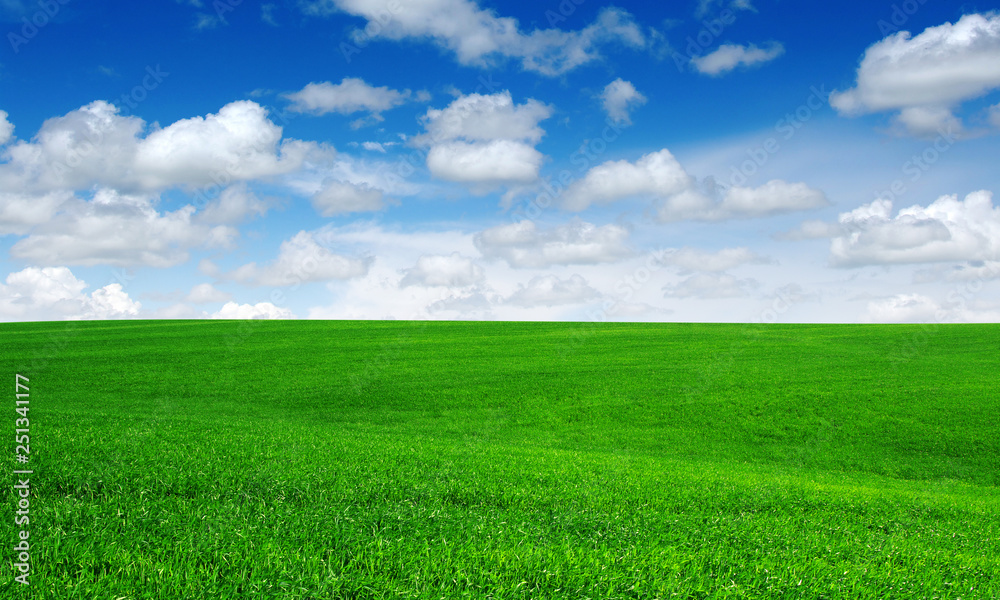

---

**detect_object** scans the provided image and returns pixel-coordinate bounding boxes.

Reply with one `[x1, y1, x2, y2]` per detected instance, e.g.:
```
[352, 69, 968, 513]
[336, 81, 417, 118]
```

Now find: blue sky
[2, 0, 1000, 322]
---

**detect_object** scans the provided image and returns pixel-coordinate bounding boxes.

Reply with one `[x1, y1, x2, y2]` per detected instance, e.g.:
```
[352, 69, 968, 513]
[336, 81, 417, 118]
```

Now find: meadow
[2, 319, 999, 598]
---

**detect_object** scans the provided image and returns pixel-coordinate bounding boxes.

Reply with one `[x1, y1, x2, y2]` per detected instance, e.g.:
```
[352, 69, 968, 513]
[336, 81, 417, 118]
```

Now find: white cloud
[0, 110, 12, 145]
[284, 78, 414, 117]
[691, 42, 784, 76]
[261, 3, 278, 26]
[990, 103, 1000, 128]
[0, 267, 141, 321]
[226, 230, 372, 286]
[561, 150, 826, 220]
[829, 190, 1000, 267]
[0, 100, 314, 193]
[302, 1, 646, 76]
[474, 220, 631, 268]
[310, 180, 387, 216]
[133, 101, 312, 189]
[939, 261, 1000, 282]
[714, 180, 829, 219]
[0, 190, 73, 235]
[286, 152, 420, 201]
[194, 12, 223, 30]
[561, 149, 693, 211]
[656, 180, 828, 222]
[863, 293, 940, 323]
[504, 274, 599, 307]
[426, 140, 543, 185]
[663, 273, 756, 299]
[196, 184, 270, 225]
[893, 105, 965, 138]
[211, 301, 295, 319]
[658, 247, 771, 272]
[9, 189, 236, 267]
[400, 252, 484, 287]
[417, 91, 552, 144]
[599, 78, 647, 125]
[417, 91, 552, 187]
[186, 283, 232, 304]
[427, 291, 494, 317]
[830, 13, 1000, 136]
[86, 284, 142, 319]
[862, 290, 1000, 323]
[361, 141, 386, 153]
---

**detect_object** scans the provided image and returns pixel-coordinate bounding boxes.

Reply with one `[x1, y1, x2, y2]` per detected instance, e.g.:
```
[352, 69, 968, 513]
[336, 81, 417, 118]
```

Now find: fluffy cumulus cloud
[9, 189, 236, 268]
[400, 253, 483, 287]
[474, 220, 631, 268]
[284, 78, 419, 119]
[9, 189, 235, 267]
[426, 140, 543, 185]
[830, 13, 1000, 136]
[561, 149, 827, 220]
[561, 149, 693, 211]
[0, 190, 73, 235]
[226, 230, 372, 286]
[0, 267, 141, 321]
[310, 179, 387, 216]
[301, 1, 646, 76]
[600, 79, 647, 125]
[197, 184, 270, 225]
[0, 100, 313, 193]
[417, 91, 552, 187]
[211, 301, 295, 319]
[654, 180, 827, 222]
[826, 190, 1000, 267]
[0, 110, 12, 145]
[691, 42, 784, 76]
[504, 274, 599, 307]
[711, 180, 829, 220]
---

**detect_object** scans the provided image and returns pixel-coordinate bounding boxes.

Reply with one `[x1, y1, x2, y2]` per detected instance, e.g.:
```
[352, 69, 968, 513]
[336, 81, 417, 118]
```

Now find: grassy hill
[2, 320, 999, 598]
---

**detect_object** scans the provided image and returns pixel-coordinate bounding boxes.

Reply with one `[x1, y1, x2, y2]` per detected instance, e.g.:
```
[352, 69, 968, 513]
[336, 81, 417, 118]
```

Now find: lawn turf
[2, 320, 999, 598]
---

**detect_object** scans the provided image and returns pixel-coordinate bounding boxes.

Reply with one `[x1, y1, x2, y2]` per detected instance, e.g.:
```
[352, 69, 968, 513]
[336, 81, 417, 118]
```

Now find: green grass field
[2, 320, 999, 598]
